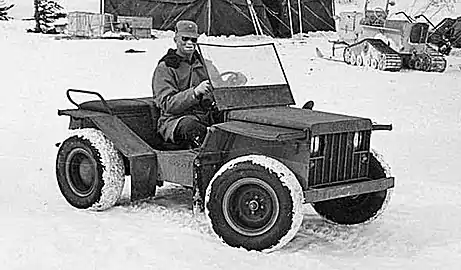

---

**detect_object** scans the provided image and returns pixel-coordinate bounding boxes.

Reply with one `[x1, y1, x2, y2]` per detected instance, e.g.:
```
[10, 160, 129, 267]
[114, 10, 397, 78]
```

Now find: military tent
[103, 0, 336, 37]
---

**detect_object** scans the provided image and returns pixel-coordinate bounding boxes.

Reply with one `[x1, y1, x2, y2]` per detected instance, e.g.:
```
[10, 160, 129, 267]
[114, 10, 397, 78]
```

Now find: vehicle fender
[195, 121, 310, 200]
[59, 109, 158, 201]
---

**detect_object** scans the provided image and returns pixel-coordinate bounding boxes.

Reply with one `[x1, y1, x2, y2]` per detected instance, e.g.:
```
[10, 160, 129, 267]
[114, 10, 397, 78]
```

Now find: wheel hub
[79, 159, 95, 186]
[65, 148, 98, 197]
[248, 200, 259, 211]
[222, 178, 279, 237]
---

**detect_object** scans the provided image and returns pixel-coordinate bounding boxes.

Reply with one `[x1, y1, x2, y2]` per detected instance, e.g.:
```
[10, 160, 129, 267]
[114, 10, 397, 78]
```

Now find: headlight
[353, 132, 361, 149]
[310, 136, 324, 156]
[353, 131, 367, 151]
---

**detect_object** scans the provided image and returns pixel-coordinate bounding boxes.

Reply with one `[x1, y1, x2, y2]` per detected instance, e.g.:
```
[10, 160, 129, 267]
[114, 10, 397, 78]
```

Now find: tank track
[343, 39, 402, 71]
[407, 46, 447, 73]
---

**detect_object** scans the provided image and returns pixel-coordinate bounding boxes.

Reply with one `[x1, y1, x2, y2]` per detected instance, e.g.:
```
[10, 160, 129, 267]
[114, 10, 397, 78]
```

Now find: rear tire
[205, 155, 303, 252]
[56, 128, 125, 211]
[312, 149, 392, 225]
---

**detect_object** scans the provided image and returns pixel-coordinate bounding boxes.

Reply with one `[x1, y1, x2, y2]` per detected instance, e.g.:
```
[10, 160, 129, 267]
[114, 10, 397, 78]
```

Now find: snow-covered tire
[312, 149, 393, 225]
[56, 128, 125, 211]
[205, 155, 303, 252]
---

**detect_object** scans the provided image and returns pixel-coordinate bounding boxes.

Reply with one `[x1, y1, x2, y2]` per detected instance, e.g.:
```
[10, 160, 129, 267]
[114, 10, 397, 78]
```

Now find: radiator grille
[308, 131, 370, 187]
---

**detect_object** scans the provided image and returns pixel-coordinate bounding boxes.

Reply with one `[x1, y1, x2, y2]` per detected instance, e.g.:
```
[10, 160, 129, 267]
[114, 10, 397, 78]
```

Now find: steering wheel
[219, 71, 248, 87]
[373, 7, 387, 24]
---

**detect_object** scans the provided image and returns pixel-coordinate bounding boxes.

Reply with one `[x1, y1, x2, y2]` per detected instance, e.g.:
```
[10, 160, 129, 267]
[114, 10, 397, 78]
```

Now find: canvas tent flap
[139, 0, 260, 5]
[104, 0, 335, 37]
[106, 0, 274, 36]
[142, 0, 197, 3]
[276, 0, 335, 36]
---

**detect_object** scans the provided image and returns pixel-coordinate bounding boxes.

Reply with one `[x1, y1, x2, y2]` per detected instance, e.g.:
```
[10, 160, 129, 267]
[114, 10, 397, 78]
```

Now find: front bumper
[303, 177, 394, 203]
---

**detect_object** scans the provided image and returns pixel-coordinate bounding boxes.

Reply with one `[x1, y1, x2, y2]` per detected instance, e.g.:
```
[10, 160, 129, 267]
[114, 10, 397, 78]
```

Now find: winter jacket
[152, 49, 211, 143]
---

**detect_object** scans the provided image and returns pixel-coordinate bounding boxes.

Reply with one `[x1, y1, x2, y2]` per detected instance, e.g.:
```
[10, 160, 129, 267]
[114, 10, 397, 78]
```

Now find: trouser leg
[173, 117, 208, 148]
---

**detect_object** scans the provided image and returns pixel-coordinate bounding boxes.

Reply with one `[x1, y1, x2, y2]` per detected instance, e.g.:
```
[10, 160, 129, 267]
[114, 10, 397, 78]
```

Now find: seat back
[134, 98, 189, 150]
[80, 97, 190, 150]
[80, 97, 162, 147]
[139, 97, 166, 147]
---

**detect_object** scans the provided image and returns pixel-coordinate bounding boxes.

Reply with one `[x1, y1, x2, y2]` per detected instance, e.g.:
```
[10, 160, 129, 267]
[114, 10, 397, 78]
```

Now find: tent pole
[101, 0, 105, 34]
[249, 2, 263, 34]
[297, 0, 302, 34]
[246, 0, 260, 35]
[207, 0, 211, 35]
[287, 0, 294, 37]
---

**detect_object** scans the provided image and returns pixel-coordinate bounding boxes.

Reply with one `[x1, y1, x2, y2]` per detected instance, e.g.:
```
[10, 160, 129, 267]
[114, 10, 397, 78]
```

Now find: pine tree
[32, 0, 66, 33]
[0, 0, 14, 21]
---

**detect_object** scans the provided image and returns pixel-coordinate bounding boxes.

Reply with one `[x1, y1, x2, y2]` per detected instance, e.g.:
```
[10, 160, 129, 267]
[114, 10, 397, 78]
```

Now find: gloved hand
[200, 92, 216, 111]
[194, 80, 212, 98]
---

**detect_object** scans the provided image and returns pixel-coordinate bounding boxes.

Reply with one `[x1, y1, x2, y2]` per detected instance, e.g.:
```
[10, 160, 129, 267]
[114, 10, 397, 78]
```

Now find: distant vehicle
[55, 43, 395, 252]
[415, 14, 461, 56]
[333, 0, 447, 72]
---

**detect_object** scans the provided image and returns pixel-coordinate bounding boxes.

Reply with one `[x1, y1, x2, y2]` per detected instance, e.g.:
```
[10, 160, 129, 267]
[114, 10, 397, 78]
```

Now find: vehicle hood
[228, 106, 372, 135]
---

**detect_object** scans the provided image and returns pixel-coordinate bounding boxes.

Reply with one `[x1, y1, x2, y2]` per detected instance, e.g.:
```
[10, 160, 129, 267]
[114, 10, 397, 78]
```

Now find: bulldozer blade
[315, 47, 345, 63]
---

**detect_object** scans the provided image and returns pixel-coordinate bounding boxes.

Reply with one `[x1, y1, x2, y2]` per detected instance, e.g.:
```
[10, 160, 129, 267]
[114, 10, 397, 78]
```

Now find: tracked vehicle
[334, 0, 447, 72]
[416, 14, 461, 56]
[55, 43, 395, 252]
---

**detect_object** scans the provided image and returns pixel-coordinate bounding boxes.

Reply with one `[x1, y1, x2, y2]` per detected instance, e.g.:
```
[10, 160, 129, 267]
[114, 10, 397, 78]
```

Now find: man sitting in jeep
[152, 20, 216, 148]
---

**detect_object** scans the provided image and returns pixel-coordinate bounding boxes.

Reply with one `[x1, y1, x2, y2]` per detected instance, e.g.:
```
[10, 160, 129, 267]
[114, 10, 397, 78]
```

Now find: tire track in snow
[113, 182, 395, 254]
[116, 183, 214, 236]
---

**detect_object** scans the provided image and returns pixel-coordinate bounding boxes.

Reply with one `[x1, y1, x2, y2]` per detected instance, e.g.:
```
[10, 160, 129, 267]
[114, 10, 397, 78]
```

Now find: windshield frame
[196, 43, 294, 111]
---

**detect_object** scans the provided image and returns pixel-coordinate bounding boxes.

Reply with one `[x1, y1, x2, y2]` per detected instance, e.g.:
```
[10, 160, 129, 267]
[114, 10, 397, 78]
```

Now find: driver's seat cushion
[79, 97, 187, 150]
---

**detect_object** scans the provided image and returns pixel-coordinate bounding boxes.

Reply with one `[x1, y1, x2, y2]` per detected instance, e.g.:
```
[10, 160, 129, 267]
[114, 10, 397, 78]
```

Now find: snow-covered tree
[0, 0, 14, 21]
[32, 0, 66, 33]
[407, 0, 458, 20]
[335, 0, 459, 23]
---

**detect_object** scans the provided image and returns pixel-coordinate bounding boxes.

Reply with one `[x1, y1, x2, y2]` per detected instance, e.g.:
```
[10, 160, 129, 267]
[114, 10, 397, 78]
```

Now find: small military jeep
[56, 43, 395, 252]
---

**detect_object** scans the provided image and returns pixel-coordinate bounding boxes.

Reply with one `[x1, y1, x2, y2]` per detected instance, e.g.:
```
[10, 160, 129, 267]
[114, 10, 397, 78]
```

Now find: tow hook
[372, 124, 393, 131]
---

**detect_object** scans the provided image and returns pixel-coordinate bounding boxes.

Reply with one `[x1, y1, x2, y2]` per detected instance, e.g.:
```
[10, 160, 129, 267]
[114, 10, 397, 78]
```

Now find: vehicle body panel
[197, 125, 311, 191]
[228, 107, 372, 135]
[213, 121, 306, 141]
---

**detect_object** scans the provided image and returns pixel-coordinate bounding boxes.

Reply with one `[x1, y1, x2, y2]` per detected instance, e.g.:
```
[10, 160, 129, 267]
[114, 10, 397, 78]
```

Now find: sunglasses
[181, 36, 198, 43]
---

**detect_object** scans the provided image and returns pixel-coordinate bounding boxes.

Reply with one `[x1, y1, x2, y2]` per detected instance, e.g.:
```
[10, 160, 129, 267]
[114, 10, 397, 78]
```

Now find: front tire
[312, 149, 392, 225]
[56, 128, 125, 211]
[205, 155, 303, 252]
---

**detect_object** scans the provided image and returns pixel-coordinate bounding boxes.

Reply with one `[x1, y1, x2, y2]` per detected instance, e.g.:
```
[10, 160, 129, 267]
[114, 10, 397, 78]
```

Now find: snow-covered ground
[1, 0, 461, 269]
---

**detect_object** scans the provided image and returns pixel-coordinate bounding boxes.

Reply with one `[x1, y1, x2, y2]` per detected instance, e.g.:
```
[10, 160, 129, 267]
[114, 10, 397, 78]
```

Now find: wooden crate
[68, 12, 114, 38]
[336, 11, 364, 43]
[117, 16, 153, 39]
[131, 28, 151, 39]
